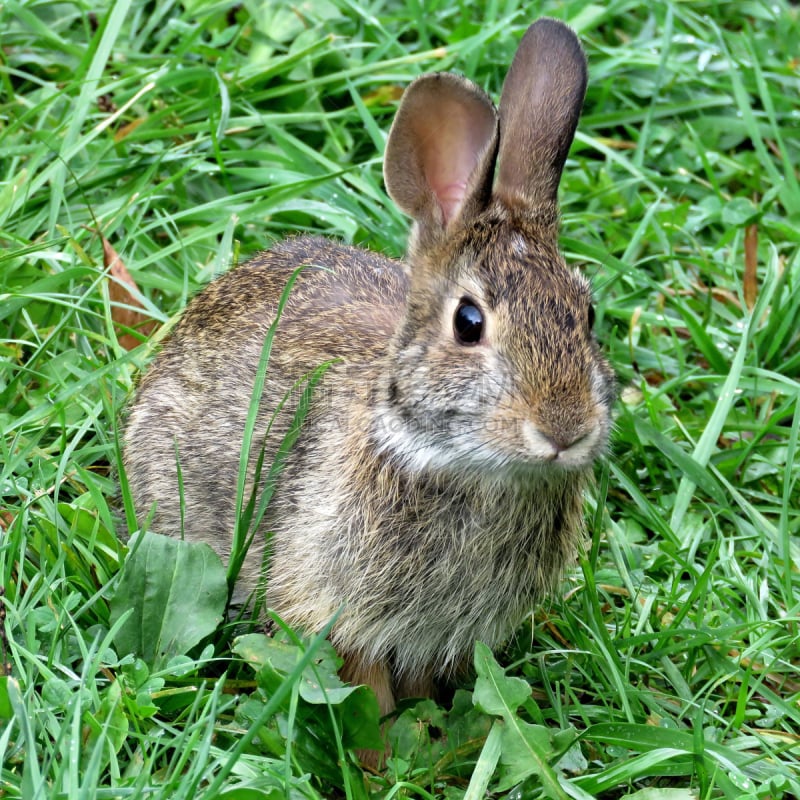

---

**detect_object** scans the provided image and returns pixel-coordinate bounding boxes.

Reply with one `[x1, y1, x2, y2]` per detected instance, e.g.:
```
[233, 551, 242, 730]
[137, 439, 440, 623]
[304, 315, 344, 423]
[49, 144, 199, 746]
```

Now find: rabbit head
[378, 18, 615, 481]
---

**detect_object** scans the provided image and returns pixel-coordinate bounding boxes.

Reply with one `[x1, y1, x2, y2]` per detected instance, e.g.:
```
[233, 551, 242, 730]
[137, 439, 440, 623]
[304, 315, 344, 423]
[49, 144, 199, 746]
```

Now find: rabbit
[123, 17, 615, 721]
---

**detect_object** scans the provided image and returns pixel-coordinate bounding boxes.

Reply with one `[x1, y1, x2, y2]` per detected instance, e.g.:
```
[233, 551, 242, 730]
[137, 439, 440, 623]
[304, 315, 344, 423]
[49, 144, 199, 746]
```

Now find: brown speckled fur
[123, 18, 615, 733]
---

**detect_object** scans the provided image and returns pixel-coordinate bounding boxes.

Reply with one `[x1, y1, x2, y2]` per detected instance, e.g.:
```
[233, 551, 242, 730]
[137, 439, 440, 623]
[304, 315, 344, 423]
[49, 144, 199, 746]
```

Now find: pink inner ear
[421, 101, 492, 227]
[434, 181, 468, 224]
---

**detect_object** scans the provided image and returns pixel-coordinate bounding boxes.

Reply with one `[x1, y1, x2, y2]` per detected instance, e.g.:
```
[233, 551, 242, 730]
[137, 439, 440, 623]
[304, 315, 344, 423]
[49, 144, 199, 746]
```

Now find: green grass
[2, 0, 799, 797]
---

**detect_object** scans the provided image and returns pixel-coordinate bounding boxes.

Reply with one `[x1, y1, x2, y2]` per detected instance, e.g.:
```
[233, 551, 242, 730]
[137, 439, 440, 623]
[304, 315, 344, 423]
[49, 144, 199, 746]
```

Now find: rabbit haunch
[123, 18, 615, 717]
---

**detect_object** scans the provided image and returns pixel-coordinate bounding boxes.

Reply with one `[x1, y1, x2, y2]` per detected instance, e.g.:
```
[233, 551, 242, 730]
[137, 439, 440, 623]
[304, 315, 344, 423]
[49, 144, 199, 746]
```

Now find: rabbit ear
[384, 73, 498, 241]
[495, 18, 587, 208]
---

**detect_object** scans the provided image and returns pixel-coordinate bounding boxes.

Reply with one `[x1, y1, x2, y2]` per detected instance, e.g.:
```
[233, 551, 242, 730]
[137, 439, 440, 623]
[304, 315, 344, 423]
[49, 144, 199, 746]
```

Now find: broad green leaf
[82, 681, 129, 769]
[234, 632, 382, 751]
[721, 196, 759, 227]
[41, 678, 73, 710]
[446, 689, 494, 752]
[235, 633, 307, 674]
[338, 685, 382, 751]
[389, 699, 448, 763]
[494, 718, 559, 792]
[472, 643, 570, 800]
[234, 632, 351, 702]
[472, 641, 530, 716]
[109, 531, 227, 669]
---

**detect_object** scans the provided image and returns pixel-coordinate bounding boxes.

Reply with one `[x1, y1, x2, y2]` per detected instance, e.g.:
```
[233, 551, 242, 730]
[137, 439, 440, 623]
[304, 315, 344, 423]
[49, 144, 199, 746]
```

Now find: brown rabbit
[123, 17, 615, 719]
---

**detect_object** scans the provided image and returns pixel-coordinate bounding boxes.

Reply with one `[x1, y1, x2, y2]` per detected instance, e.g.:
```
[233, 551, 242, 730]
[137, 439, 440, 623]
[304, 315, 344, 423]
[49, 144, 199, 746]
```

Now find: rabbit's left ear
[494, 18, 587, 208]
[384, 73, 498, 245]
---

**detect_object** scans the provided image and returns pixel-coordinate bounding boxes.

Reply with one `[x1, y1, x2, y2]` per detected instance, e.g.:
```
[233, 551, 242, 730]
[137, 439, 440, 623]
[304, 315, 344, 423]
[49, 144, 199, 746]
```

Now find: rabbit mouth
[520, 419, 607, 470]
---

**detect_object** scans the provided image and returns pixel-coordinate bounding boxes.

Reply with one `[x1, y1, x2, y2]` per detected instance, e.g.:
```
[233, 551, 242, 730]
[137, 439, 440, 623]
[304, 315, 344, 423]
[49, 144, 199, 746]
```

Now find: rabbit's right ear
[384, 73, 498, 247]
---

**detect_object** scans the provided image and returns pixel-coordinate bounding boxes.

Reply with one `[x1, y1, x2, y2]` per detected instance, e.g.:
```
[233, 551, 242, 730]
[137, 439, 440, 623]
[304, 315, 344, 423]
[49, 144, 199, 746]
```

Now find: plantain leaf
[472, 643, 570, 799]
[472, 641, 531, 716]
[109, 531, 227, 670]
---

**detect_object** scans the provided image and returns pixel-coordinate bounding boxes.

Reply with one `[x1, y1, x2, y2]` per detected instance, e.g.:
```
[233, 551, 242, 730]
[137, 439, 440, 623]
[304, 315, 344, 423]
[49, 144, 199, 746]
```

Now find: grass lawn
[1, 0, 799, 797]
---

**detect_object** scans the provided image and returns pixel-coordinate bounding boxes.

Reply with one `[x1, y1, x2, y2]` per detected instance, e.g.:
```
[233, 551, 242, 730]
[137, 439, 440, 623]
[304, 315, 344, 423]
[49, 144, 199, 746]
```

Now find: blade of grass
[670, 310, 752, 533]
[48, 0, 134, 231]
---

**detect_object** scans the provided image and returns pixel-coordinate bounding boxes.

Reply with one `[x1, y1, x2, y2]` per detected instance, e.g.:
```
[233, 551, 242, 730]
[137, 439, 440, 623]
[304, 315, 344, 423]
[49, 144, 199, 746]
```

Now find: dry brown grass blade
[744, 223, 758, 311]
[103, 235, 156, 350]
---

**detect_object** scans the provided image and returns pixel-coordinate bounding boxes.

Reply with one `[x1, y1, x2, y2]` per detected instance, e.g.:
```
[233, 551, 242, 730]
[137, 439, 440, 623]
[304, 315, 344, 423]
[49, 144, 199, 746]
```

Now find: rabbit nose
[545, 429, 589, 453]
[523, 404, 593, 461]
[531, 377, 596, 448]
[522, 419, 586, 461]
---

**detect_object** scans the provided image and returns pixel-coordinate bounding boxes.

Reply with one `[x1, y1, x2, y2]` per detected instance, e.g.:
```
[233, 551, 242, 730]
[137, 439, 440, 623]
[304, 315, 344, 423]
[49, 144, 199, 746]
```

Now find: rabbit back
[123, 236, 407, 605]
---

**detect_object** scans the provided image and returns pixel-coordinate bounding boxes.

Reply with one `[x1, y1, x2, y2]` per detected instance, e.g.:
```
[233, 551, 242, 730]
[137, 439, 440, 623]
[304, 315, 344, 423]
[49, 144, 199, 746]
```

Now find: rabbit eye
[454, 299, 484, 345]
[587, 304, 596, 330]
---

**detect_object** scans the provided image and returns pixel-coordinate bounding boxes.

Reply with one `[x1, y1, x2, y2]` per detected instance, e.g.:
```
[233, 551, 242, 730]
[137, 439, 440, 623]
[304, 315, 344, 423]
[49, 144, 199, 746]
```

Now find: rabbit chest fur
[123, 18, 615, 716]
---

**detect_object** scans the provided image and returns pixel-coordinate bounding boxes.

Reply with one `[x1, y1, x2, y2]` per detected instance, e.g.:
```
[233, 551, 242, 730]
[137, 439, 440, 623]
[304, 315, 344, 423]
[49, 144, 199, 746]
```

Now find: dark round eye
[587, 304, 596, 330]
[453, 299, 484, 345]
